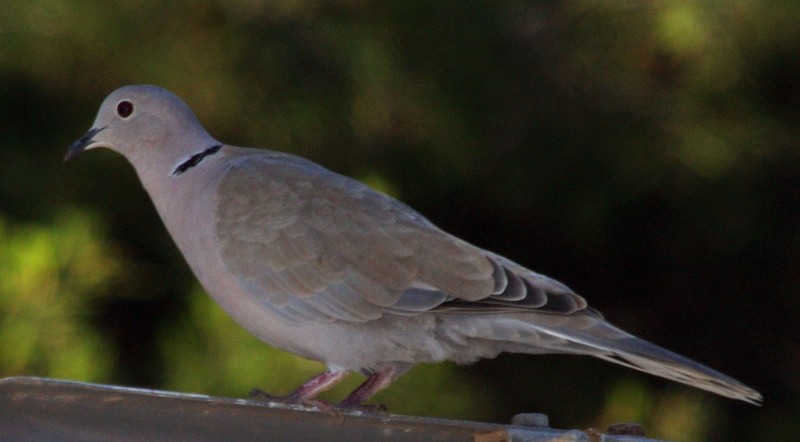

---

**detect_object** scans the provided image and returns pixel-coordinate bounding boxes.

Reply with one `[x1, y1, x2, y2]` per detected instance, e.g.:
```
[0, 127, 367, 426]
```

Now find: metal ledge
[0, 377, 667, 441]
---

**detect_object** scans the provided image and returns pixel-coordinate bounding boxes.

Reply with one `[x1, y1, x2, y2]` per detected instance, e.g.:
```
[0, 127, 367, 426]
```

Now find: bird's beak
[64, 127, 106, 161]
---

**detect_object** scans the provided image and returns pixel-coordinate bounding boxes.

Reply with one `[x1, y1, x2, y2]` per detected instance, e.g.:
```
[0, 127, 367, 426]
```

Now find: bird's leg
[337, 367, 398, 411]
[250, 370, 349, 409]
[286, 370, 350, 402]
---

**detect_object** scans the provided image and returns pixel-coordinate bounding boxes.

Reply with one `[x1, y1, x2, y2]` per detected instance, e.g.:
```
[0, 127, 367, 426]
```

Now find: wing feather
[215, 152, 587, 323]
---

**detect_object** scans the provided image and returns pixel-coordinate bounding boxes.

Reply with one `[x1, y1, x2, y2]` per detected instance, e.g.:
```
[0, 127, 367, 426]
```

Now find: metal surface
[0, 377, 667, 441]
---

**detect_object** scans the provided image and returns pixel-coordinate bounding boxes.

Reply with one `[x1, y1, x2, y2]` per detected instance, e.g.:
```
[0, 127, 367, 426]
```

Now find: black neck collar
[172, 144, 222, 176]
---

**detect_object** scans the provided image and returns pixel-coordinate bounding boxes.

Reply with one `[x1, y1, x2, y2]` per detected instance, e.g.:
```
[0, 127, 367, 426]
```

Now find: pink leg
[251, 370, 349, 407]
[338, 367, 398, 409]
[286, 370, 349, 401]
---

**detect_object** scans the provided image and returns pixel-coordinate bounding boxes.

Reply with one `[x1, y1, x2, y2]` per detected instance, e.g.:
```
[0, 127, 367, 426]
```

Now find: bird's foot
[249, 388, 387, 413]
[249, 388, 335, 410]
[336, 402, 388, 414]
[332, 367, 396, 414]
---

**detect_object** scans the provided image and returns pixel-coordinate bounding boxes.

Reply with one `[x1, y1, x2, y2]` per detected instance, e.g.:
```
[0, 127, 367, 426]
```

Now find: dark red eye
[117, 100, 134, 118]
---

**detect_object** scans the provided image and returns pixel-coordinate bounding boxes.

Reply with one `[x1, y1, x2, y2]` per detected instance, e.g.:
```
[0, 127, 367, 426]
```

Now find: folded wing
[214, 152, 585, 323]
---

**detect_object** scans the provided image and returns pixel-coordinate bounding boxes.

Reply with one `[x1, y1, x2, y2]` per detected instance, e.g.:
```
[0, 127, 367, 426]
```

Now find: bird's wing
[214, 151, 586, 323]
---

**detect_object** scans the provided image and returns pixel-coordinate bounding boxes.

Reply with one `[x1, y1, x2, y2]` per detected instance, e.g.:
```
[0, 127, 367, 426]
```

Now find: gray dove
[66, 85, 762, 407]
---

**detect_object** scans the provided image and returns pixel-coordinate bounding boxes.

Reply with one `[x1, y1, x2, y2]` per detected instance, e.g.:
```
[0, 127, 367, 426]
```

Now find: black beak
[65, 127, 105, 161]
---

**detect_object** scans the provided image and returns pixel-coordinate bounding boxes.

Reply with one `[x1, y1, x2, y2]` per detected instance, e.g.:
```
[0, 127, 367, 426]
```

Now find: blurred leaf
[0, 210, 123, 381]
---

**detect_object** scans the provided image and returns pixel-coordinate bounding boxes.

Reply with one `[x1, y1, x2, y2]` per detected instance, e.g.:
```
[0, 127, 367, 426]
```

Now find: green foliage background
[1, 1, 798, 440]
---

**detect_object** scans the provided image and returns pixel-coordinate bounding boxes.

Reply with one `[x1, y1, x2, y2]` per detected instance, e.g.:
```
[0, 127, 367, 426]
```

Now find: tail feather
[485, 311, 762, 404]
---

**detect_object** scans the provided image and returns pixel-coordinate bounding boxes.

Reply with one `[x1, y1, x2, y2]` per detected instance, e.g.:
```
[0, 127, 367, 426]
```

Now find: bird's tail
[480, 310, 762, 404]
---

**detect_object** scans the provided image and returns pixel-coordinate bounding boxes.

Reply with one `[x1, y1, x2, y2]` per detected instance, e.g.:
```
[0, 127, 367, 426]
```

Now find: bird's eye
[117, 100, 134, 118]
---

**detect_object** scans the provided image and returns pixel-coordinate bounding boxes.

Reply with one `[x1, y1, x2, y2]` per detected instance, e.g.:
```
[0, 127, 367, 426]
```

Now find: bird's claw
[248, 388, 336, 410]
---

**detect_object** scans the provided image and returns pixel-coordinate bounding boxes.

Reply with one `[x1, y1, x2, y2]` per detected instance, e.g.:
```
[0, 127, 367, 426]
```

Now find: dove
[66, 85, 761, 408]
